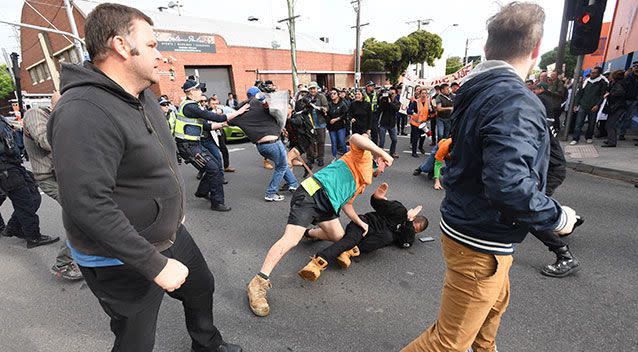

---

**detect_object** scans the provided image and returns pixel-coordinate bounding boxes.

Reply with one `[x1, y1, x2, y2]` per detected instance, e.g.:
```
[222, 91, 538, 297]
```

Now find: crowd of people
[0, 1, 631, 352]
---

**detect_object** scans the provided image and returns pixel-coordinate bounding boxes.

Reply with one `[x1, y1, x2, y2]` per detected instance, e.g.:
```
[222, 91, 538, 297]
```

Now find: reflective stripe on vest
[410, 99, 429, 127]
[365, 92, 377, 111]
[174, 100, 203, 141]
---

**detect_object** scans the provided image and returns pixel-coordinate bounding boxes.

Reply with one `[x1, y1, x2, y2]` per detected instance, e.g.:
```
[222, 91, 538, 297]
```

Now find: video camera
[254, 80, 276, 93]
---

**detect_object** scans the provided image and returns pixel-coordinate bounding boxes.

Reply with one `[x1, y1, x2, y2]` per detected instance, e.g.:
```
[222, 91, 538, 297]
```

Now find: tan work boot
[263, 159, 274, 170]
[247, 275, 272, 317]
[336, 246, 360, 268]
[298, 256, 328, 281]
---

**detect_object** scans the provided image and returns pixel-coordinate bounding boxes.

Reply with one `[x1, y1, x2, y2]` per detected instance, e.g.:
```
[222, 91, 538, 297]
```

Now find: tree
[446, 56, 463, 75]
[0, 64, 15, 99]
[539, 43, 577, 78]
[361, 30, 444, 84]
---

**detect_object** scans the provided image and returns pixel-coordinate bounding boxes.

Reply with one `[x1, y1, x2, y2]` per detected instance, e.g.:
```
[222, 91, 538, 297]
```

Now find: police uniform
[364, 82, 379, 144]
[0, 116, 58, 248]
[174, 79, 229, 211]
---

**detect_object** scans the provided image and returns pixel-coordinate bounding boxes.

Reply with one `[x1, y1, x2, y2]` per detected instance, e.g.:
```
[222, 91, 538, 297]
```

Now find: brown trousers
[402, 235, 513, 352]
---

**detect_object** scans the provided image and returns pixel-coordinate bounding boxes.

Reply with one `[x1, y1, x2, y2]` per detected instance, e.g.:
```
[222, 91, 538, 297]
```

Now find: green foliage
[446, 56, 464, 75]
[538, 43, 577, 78]
[361, 30, 444, 84]
[0, 64, 15, 99]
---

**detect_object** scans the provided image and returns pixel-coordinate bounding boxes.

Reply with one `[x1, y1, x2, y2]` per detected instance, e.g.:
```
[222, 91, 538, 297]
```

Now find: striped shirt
[23, 107, 54, 180]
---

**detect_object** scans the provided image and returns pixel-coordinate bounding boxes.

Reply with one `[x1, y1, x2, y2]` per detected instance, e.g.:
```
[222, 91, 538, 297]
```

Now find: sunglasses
[160, 103, 170, 106]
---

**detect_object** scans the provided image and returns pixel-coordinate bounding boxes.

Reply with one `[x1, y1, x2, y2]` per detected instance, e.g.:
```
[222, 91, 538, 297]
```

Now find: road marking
[228, 148, 246, 153]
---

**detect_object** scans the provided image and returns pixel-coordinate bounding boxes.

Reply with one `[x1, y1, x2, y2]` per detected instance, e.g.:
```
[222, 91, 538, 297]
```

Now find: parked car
[219, 105, 248, 142]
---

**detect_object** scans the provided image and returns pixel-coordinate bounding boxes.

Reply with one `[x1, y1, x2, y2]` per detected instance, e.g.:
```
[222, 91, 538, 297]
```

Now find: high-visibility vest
[364, 92, 378, 111]
[165, 110, 177, 136]
[174, 99, 203, 141]
[410, 99, 429, 127]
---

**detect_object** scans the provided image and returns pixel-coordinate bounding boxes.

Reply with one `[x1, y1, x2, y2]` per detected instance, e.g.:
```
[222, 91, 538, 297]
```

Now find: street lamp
[248, 16, 259, 22]
[439, 23, 458, 35]
[167, 1, 183, 16]
[464, 37, 482, 65]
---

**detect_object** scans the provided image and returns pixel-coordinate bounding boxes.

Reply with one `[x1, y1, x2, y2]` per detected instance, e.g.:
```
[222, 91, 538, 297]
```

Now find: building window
[29, 68, 38, 85]
[43, 64, 51, 80]
[36, 64, 45, 83]
[68, 49, 80, 64]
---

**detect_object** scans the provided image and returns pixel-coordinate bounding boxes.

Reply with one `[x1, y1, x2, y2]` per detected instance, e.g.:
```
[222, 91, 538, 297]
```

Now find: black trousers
[370, 114, 380, 145]
[397, 113, 407, 134]
[0, 166, 41, 239]
[78, 226, 224, 352]
[176, 141, 225, 206]
[217, 132, 230, 169]
[605, 109, 624, 146]
[410, 125, 425, 154]
[429, 117, 437, 145]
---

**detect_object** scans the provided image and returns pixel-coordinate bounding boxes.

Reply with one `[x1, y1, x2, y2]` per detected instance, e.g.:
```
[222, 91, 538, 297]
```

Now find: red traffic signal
[580, 12, 591, 24]
[570, 0, 606, 55]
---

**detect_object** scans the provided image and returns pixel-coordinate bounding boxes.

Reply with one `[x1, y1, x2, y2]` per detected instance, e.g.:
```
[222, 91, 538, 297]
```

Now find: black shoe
[413, 168, 421, 176]
[541, 246, 580, 278]
[195, 192, 211, 200]
[419, 147, 426, 154]
[411, 153, 419, 158]
[196, 171, 205, 180]
[427, 172, 434, 180]
[211, 204, 232, 212]
[1, 228, 22, 238]
[601, 144, 616, 147]
[223, 179, 229, 185]
[317, 160, 324, 167]
[619, 135, 626, 140]
[217, 343, 243, 352]
[26, 235, 60, 249]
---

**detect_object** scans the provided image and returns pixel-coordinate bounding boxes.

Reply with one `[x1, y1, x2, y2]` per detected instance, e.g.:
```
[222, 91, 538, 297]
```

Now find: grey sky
[0, 0, 616, 67]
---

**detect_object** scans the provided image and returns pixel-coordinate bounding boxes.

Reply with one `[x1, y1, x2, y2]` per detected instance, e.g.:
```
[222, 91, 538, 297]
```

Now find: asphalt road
[1, 135, 637, 352]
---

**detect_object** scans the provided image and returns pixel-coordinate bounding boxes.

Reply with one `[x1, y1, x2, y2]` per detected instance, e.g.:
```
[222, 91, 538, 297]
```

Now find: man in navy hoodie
[403, 3, 579, 352]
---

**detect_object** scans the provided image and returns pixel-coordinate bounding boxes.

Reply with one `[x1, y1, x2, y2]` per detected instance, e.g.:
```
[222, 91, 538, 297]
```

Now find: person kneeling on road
[298, 182, 428, 281]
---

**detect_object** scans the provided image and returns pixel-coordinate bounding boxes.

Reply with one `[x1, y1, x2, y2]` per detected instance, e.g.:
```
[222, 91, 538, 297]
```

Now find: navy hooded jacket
[440, 61, 564, 255]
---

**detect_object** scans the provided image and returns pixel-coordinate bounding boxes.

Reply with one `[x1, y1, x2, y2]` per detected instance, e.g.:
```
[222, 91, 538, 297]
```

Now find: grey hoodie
[48, 62, 184, 280]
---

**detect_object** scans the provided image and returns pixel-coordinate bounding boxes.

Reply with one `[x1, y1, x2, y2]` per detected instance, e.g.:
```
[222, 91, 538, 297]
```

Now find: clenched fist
[154, 258, 189, 292]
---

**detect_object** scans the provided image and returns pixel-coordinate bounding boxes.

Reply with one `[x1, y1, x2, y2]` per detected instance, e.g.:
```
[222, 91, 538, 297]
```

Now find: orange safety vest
[410, 99, 429, 127]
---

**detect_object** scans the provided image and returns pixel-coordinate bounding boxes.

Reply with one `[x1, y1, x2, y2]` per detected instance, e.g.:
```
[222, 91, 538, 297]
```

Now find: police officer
[0, 115, 59, 248]
[175, 78, 248, 212]
[364, 81, 379, 144]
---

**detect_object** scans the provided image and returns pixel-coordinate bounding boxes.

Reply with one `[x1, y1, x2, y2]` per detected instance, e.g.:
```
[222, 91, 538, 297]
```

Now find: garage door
[185, 66, 232, 100]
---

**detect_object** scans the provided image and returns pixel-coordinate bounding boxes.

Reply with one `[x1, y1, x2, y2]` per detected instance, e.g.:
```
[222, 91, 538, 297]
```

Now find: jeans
[36, 176, 74, 268]
[201, 138, 224, 178]
[419, 144, 439, 173]
[0, 166, 41, 239]
[78, 226, 225, 352]
[328, 128, 348, 157]
[256, 140, 298, 196]
[378, 125, 397, 155]
[176, 141, 225, 206]
[619, 100, 637, 137]
[402, 235, 512, 352]
[572, 108, 597, 141]
[436, 118, 452, 140]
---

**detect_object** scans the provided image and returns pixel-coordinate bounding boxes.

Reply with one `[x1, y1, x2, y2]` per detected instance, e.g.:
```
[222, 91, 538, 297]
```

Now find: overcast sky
[0, 0, 616, 67]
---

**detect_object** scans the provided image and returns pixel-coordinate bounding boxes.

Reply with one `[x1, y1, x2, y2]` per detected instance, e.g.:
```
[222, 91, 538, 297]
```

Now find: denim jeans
[378, 126, 398, 155]
[619, 100, 637, 137]
[436, 118, 451, 140]
[572, 108, 597, 141]
[419, 144, 439, 173]
[201, 138, 224, 178]
[256, 140, 299, 196]
[328, 128, 348, 157]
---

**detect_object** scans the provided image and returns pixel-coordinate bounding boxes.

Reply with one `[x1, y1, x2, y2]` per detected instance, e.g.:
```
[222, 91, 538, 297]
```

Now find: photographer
[377, 87, 401, 158]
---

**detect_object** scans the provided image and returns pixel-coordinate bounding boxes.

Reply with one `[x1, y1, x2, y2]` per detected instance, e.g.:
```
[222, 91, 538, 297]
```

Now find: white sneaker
[264, 194, 285, 202]
[586, 139, 593, 144]
[569, 140, 578, 145]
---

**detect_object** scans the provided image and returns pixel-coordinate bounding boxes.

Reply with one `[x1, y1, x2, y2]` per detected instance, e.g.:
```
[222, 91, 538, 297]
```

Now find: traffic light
[570, 0, 607, 55]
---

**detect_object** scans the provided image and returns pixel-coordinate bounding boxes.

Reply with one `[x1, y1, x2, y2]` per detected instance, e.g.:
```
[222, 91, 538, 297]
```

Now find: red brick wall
[19, 0, 355, 100]
[19, 0, 86, 93]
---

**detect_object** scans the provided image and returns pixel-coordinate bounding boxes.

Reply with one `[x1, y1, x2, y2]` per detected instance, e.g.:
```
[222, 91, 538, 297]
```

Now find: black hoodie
[48, 62, 184, 280]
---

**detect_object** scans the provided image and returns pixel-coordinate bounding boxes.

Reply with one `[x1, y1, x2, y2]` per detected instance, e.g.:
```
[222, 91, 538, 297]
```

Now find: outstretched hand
[407, 205, 423, 221]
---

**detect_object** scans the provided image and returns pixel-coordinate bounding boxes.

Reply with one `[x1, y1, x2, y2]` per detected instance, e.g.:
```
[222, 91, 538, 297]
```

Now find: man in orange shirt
[407, 90, 430, 157]
[413, 138, 451, 190]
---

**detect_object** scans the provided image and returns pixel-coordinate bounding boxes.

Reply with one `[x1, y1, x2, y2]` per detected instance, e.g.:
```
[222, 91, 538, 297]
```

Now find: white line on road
[228, 148, 246, 153]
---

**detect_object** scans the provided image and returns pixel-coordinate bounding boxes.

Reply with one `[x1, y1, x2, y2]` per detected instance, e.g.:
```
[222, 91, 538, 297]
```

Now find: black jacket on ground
[349, 100, 372, 134]
[49, 62, 184, 280]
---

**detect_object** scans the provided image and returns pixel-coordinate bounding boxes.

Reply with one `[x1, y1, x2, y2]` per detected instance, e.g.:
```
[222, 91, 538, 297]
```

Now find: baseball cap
[365, 81, 375, 87]
[247, 86, 261, 98]
[182, 79, 206, 92]
[308, 81, 319, 89]
[535, 82, 549, 90]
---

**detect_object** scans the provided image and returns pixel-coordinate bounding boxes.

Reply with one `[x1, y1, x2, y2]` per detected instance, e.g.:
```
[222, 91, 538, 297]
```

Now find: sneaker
[569, 140, 578, 145]
[211, 204, 232, 212]
[51, 263, 83, 281]
[26, 234, 60, 249]
[264, 194, 285, 202]
[247, 275, 272, 317]
[413, 168, 422, 176]
[288, 185, 298, 192]
[392, 153, 400, 158]
[336, 246, 360, 269]
[298, 256, 328, 281]
[586, 139, 593, 144]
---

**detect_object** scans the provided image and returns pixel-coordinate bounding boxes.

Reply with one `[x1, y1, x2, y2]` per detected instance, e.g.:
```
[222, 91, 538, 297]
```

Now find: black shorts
[287, 187, 338, 227]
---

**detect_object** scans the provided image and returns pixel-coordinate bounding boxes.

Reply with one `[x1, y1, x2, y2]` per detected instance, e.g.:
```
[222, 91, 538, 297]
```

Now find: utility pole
[351, 0, 368, 88]
[555, 0, 571, 75]
[279, 0, 300, 94]
[9, 52, 23, 118]
[62, 0, 85, 60]
[562, 54, 583, 140]
[464, 37, 482, 65]
[406, 19, 432, 78]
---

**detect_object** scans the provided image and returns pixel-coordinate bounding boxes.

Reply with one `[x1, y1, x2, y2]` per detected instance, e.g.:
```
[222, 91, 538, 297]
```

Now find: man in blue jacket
[403, 3, 579, 352]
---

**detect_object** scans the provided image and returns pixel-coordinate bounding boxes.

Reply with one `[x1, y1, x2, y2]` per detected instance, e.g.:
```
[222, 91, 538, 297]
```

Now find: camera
[254, 80, 276, 93]
[380, 87, 390, 98]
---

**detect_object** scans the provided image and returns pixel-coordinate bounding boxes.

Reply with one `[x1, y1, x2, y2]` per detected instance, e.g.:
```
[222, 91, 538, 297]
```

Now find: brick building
[19, 0, 357, 104]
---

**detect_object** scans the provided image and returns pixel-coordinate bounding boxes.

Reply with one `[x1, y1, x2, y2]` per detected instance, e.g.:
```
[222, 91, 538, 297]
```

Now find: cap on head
[365, 81, 375, 87]
[308, 81, 319, 89]
[247, 86, 261, 98]
[182, 79, 206, 92]
[298, 85, 309, 93]
[158, 96, 170, 105]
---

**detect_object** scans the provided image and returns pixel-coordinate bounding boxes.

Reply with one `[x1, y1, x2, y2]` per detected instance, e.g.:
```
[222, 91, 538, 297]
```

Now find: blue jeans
[619, 100, 637, 137]
[419, 144, 439, 173]
[256, 140, 299, 197]
[378, 126, 398, 155]
[572, 108, 597, 141]
[328, 128, 348, 157]
[201, 138, 224, 177]
[436, 119, 451, 140]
